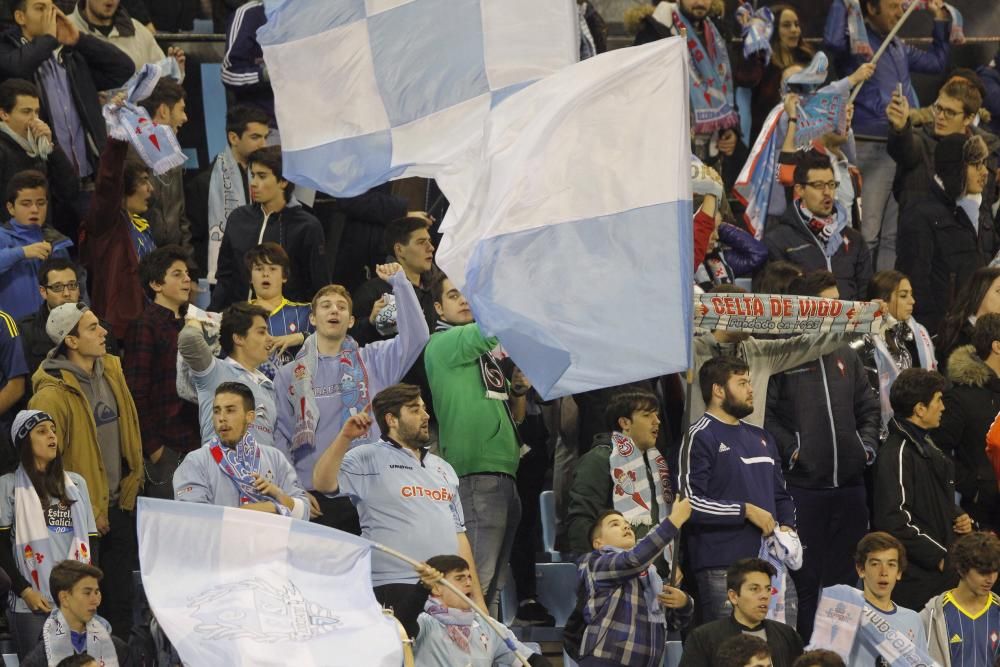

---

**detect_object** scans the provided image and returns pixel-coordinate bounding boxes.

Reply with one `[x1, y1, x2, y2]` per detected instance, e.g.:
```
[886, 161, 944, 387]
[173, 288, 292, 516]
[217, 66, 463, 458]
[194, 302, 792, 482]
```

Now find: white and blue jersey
[336, 438, 464, 586]
[192, 357, 277, 447]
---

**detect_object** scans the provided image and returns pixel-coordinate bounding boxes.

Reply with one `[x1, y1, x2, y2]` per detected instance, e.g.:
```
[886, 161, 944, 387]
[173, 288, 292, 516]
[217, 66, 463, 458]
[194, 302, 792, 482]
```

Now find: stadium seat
[665, 640, 683, 667]
[539, 490, 561, 561]
[534, 562, 577, 627]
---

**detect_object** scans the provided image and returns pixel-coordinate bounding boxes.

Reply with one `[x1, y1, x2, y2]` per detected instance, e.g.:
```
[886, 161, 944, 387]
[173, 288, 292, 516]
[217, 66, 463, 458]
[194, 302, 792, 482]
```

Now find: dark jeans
[789, 483, 869, 642]
[459, 473, 522, 612]
[7, 609, 46, 659]
[309, 492, 361, 535]
[511, 419, 549, 603]
[373, 582, 429, 639]
[98, 506, 138, 640]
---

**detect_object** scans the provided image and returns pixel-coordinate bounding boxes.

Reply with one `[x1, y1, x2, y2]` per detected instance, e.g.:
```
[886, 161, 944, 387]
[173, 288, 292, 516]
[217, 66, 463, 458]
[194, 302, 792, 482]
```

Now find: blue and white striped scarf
[209, 430, 290, 516]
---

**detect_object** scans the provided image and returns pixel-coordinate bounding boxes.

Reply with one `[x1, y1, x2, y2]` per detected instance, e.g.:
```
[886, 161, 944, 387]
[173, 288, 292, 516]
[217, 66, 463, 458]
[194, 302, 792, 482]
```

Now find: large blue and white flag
[256, 0, 578, 197]
[436, 37, 694, 399]
[137, 499, 403, 667]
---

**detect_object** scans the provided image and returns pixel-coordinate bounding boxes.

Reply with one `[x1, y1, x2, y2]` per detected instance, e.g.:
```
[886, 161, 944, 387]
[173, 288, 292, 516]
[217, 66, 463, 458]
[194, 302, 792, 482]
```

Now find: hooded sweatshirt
[44, 356, 122, 502]
[28, 352, 144, 518]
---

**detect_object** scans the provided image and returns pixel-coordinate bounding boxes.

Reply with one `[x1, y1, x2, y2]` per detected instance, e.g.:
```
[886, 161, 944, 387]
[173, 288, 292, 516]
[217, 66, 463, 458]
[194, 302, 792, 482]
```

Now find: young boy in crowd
[245, 242, 312, 380]
[921, 531, 1000, 666]
[577, 498, 692, 667]
[413, 554, 549, 666]
[125, 245, 200, 498]
[20, 561, 128, 667]
[848, 532, 927, 664]
[716, 635, 772, 667]
[680, 559, 803, 667]
[0, 170, 72, 319]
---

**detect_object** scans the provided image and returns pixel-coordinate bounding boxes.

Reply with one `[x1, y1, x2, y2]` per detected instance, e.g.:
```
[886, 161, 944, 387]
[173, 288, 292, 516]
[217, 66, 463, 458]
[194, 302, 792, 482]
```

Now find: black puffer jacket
[765, 345, 881, 488]
[764, 205, 873, 301]
[896, 181, 998, 336]
[934, 344, 1000, 527]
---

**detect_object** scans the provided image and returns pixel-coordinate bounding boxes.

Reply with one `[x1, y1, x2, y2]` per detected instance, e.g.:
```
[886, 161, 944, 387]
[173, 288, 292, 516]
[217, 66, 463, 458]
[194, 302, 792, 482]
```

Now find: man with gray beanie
[27, 302, 143, 640]
[896, 133, 998, 334]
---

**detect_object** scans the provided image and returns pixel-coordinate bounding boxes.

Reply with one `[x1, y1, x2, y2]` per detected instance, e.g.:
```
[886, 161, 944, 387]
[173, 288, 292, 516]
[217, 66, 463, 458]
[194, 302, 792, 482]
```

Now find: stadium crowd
[2, 0, 1000, 665]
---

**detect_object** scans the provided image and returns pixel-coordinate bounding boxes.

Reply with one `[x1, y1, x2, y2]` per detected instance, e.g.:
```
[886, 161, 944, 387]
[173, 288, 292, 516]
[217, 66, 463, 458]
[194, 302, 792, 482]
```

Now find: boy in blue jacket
[0, 170, 71, 319]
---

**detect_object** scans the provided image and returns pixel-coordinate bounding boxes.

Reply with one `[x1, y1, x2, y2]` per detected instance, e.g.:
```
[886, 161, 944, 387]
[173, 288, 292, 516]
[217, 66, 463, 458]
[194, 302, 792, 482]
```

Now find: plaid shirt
[579, 518, 681, 667]
[124, 302, 200, 457]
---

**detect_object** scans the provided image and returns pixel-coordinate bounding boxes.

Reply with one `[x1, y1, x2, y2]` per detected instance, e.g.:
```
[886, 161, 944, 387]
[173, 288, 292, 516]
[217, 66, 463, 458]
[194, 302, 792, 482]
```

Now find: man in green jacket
[424, 276, 529, 612]
[566, 388, 675, 566]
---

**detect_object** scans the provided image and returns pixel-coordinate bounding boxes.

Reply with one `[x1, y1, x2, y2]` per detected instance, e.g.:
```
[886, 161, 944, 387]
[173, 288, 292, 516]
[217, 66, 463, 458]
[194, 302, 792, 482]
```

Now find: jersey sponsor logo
[400, 485, 453, 501]
[950, 633, 963, 644]
[389, 464, 414, 471]
[718, 443, 730, 453]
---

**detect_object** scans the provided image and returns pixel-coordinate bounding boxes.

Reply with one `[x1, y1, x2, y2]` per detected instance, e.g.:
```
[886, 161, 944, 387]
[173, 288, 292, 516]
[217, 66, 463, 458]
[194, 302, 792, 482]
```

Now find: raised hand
[375, 262, 403, 281]
[339, 412, 372, 441]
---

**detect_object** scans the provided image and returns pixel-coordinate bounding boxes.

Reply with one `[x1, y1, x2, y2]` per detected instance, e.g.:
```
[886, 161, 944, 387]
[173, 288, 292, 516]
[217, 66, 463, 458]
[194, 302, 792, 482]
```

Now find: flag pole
[847, 0, 920, 104]
[372, 542, 533, 667]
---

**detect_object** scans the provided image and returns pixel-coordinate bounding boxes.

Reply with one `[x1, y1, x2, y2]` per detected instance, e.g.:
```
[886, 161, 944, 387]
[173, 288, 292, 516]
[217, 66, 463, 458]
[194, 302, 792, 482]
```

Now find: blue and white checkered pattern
[258, 0, 578, 196]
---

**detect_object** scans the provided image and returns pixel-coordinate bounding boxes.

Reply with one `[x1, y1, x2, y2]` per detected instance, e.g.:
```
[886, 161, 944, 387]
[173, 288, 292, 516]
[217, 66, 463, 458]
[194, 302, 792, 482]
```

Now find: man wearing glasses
[17, 256, 118, 383]
[764, 149, 873, 301]
[888, 76, 998, 222]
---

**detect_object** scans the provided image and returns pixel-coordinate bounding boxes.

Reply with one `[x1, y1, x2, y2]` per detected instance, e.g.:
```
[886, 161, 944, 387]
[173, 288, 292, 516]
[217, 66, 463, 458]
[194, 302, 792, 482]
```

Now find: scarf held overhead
[733, 53, 847, 238]
[103, 61, 186, 175]
[694, 292, 884, 334]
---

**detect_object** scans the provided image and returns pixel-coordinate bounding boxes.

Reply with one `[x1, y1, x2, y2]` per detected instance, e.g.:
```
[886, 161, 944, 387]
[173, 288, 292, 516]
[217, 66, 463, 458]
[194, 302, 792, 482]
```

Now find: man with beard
[680, 355, 797, 624]
[311, 383, 478, 637]
[173, 381, 308, 519]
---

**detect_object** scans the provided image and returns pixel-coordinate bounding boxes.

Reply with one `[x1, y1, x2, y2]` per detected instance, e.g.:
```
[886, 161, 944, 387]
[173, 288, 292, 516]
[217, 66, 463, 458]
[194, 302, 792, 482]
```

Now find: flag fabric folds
[137, 498, 403, 667]
[436, 38, 694, 399]
[256, 0, 578, 197]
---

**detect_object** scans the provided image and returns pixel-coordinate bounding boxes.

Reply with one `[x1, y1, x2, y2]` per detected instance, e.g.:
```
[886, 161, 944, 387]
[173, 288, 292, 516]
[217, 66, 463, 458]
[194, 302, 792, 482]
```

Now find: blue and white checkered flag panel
[258, 0, 578, 196]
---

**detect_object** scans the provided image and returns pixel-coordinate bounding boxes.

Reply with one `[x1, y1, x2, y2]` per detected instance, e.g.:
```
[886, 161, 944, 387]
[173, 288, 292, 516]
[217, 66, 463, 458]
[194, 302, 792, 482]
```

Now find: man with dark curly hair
[921, 531, 1000, 665]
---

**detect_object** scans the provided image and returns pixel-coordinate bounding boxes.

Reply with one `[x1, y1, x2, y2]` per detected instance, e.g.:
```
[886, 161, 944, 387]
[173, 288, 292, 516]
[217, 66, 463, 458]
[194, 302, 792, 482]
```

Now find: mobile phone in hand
[895, 82, 903, 98]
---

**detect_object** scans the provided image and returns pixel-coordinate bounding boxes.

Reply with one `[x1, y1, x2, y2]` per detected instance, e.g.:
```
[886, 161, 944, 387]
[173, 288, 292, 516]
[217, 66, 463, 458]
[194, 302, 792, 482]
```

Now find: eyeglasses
[45, 281, 79, 293]
[931, 103, 964, 120]
[805, 181, 840, 192]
